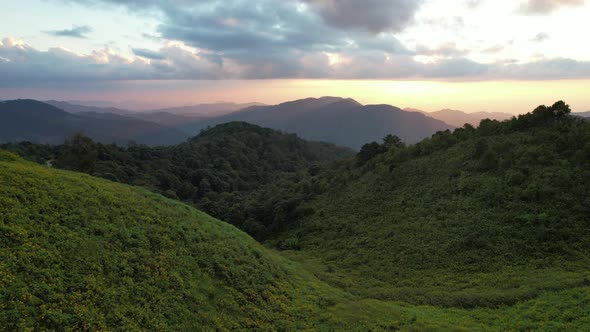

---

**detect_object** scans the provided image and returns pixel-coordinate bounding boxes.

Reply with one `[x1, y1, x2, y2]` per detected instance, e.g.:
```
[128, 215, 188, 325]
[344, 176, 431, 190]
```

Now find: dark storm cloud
[44, 25, 92, 38]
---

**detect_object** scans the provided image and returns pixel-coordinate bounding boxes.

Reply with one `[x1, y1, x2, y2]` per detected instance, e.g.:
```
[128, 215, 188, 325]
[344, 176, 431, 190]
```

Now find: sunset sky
[1, 0, 589, 113]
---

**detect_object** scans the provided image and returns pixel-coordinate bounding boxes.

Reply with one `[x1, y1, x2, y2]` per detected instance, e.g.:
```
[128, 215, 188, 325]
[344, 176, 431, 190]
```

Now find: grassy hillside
[278, 101, 590, 308]
[3, 150, 590, 331]
[0, 151, 345, 330]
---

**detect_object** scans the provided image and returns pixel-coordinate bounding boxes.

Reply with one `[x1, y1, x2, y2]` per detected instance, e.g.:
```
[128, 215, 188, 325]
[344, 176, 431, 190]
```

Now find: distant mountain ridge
[156, 102, 265, 117]
[45, 100, 136, 116]
[9, 97, 454, 149]
[407, 107, 513, 127]
[0, 100, 188, 145]
[181, 97, 453, 150]
[46, 100, 267, 127]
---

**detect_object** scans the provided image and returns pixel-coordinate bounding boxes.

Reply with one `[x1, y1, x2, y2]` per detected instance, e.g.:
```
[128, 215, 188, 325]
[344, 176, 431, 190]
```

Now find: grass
[0, 152, 346, 330]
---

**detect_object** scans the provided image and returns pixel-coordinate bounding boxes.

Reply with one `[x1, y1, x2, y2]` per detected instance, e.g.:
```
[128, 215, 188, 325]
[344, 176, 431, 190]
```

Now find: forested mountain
[2, 122, 353, 239]
[574, 111, 590, 118]
[181, 97, 453, 150]
[0, 100, 188, 145]
[408, 108, 513, 127]
[275, 101, 590, 310]
[3, 101, 590, 330]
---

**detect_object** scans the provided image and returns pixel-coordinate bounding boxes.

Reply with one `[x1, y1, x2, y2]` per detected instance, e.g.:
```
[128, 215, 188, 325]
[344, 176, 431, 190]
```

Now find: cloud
[61, 0, 415, 78]
[133, 48, 165, 60]
[301, 0, 423, 33]
[532, 32, 550, 42]
[6, 35, 590, 83]
[0, 37, 224, 86]
[466, 0, 484, 8]
[482, 45, 504, 53]
[3, 0, 589, 83]
[491, 58, 590, 79]
[519, 0, 585, 14]
[44, 25, 92, 38]
[422, 16, 465, 30]
[415, 43, 469, 57]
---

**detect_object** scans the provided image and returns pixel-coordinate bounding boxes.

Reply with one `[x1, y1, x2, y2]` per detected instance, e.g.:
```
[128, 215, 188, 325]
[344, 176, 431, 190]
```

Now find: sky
[0, 0, 589, 112]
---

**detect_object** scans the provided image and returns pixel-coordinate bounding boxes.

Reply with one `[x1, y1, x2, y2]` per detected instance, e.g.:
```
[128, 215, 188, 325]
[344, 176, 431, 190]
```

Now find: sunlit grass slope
[0, 151, 346, 331]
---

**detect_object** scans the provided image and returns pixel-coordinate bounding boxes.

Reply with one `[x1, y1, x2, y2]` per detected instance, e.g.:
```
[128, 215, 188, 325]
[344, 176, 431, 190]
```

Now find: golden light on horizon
[220, 79, 590, 114]
[2, 79, 588, 113]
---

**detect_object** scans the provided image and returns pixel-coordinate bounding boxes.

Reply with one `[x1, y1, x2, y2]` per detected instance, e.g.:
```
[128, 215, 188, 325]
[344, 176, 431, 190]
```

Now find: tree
[549, 100, 571, 118]
[357, 142, 387, 164]
[383, 134, 405, 149]
[55, 133, 98, 173]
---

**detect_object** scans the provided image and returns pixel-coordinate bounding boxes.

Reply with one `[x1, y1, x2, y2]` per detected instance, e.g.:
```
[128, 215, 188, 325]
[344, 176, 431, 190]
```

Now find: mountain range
[0, 100, 187, 145]
[181, 97, 454, 149]
[46, 100, 264, 117]
[2, 97, 455, 149]
[406, 107, 514, 127]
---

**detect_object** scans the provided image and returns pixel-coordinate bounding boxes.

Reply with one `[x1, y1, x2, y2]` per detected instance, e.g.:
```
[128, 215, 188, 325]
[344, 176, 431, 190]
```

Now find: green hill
[3, 101, 590, 330]
[3, 151, 590, 331]
[2, 122, 353, 239]
[277, 101, 590, 308]
[1, 151, 320, 330]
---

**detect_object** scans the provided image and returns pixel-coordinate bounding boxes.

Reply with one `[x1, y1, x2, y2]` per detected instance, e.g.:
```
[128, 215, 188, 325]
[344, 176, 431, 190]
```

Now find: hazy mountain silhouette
[47, 100, 265, 126]
[20, 98, 455, 149]
[0, 100, 188, 145]
[182, 97, 453, 149]
[407, 108, 513, 127]
[45, 100, 136, 116]
[131, 112, 204, 127]
[154, 102, 265, 117]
